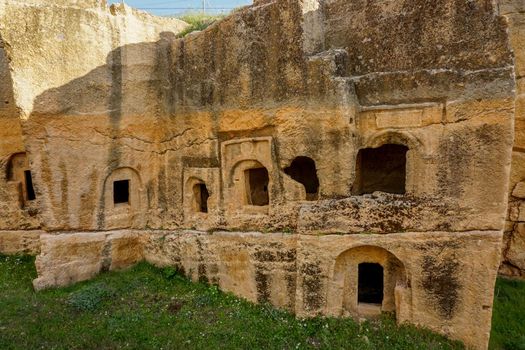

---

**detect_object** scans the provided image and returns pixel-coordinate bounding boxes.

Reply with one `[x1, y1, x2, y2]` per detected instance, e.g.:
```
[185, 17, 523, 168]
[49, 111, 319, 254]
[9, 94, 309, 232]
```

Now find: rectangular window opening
[358, 263, 384, 305]
[24, 170, 36, 201]
[113, 179, 130, 205]
[245, 167, 269, 206]
[352, 144, 408, 195]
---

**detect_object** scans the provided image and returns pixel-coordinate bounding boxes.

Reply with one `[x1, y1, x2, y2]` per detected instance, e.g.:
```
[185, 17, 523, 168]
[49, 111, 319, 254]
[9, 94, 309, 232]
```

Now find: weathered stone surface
[512, 181, 525, 198]
[0, 0, 187, 118]
[518, 202, 525, 222]
[0, 0, 187, 232]
[0, 0, 513, 234]
[0, 0, 519, 349]
[507, 224, 525, 273]
[143, 230, 502, 350]
[498, 0, 525, 15]
[499, 0, 525, 278]
[506, 12, 525, 78]
[0, 230, 42, 255]
[0, 35, 39, 231]
[108, 231, 145, 270]
[33, 231, 143, 290]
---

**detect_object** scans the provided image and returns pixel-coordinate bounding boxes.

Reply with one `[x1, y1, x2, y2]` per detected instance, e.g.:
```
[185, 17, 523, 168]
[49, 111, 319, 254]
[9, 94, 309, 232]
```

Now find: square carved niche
[221, 137, 275, 214]
[183, 167, 220, 228]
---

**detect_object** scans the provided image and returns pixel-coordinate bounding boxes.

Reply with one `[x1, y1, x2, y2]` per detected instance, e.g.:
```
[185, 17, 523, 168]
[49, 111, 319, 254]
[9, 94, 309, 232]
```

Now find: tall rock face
[0, 25, 40, 231]
[0, 0, 187, 231]
[0, 1, 519, 349]
[499, 0, 525, 279]
[0, 0, 187, 118]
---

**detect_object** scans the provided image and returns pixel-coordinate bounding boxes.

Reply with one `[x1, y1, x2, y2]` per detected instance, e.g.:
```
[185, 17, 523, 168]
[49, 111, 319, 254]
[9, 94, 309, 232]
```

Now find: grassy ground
[0, 255, 466, 350]
[490, 277, 525, 350]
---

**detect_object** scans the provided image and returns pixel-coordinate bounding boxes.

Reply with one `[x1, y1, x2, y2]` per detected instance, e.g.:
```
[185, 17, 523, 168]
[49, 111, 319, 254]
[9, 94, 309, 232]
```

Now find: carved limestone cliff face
[1, 0, 514, 234]
[0, 0, 187, 231]
[499, 0, 525, 279]
[0, 0, 519, 349]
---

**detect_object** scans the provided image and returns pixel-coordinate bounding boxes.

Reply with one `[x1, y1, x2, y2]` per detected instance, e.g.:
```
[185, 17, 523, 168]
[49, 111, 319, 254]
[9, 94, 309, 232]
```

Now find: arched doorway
[327, 245, 409, 319]
[228, 159, 272, 213]
[101, 167, 145, 229]
[6, 152, 36, 205]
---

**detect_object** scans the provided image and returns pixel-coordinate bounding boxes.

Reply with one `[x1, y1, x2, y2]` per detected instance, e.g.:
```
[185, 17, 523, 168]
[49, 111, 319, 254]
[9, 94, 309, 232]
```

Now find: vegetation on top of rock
[176, 13, 225, 38]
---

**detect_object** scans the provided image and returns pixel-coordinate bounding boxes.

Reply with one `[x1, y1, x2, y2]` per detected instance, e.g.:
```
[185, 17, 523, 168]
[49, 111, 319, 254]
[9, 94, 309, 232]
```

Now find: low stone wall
[27, 228, 501, 349]
[0, 230, 42, 255]
[143, 230, 501, 350]
[32, 231, 143, 290]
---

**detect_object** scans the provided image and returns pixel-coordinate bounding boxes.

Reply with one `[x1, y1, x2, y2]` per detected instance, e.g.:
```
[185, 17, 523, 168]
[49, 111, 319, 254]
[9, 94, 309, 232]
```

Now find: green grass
[176, 13, 225, 38]
[0, 255, 464, 349]
[490, 278, 525, 350]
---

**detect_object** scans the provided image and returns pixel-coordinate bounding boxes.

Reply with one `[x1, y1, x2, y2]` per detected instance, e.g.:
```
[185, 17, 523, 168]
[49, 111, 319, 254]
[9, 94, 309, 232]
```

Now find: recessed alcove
[284, 156, 320, 200]
[194, 183, 210, 213]
[245, 167, 269, 206]
[113, 179, 130, 205]
[353, 144, 408, 195]
[102, 167, 145, 229]
[6, 152, 36, 204]
[328, 245, 408, 319]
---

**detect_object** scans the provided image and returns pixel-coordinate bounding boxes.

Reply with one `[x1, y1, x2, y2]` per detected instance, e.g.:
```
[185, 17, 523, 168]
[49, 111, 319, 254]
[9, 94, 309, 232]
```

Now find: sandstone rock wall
[0, 30, 38, 229]
[143, 230, 502, 350]
[31, 228, 503, 350]
[0, 0, 187, 118]
[0, 0, 187, 231]
[0, 1, 519, 349]
[499, 0, 525, 278]
[0, 230, 42, 255]
[33, 230, 143, 290]
[2, 0, 513, 235]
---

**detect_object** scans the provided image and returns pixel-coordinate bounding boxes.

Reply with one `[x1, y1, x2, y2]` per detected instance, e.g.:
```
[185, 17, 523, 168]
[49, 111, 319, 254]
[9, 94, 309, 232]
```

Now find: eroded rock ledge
[31, 229, 502, 350]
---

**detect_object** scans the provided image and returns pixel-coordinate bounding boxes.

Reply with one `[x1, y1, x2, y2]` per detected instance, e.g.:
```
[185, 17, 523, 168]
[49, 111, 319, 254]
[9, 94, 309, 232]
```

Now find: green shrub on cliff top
[177, 13, 225, 38]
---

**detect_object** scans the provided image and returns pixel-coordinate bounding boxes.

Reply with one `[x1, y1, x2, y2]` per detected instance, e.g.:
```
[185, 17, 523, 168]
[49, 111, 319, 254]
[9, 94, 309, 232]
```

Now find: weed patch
[68, 283, 115, 311]
[490, 278, 525, 350]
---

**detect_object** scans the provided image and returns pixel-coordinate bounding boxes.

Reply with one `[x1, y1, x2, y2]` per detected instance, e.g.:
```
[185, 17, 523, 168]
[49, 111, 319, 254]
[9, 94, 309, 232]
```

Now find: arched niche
[221, 137, 276, 216]
[6, 152, 36, 205]
[229, 159, 271, 213]
[185, 177, 211, 214]
[102, 167, 145, 229]
[364, 130, 424, 152]
[284, 156, 320, 201]
[352, 144, 408, 195]
[326, 245, 409, 319]
[353, 131, 427, 195]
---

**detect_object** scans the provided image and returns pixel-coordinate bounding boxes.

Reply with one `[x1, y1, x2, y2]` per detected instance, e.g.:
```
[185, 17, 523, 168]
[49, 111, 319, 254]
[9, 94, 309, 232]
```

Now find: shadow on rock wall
[0, 34, 18, 119]
[25, 33, 179, 231]
[0, 32, 41, 230]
